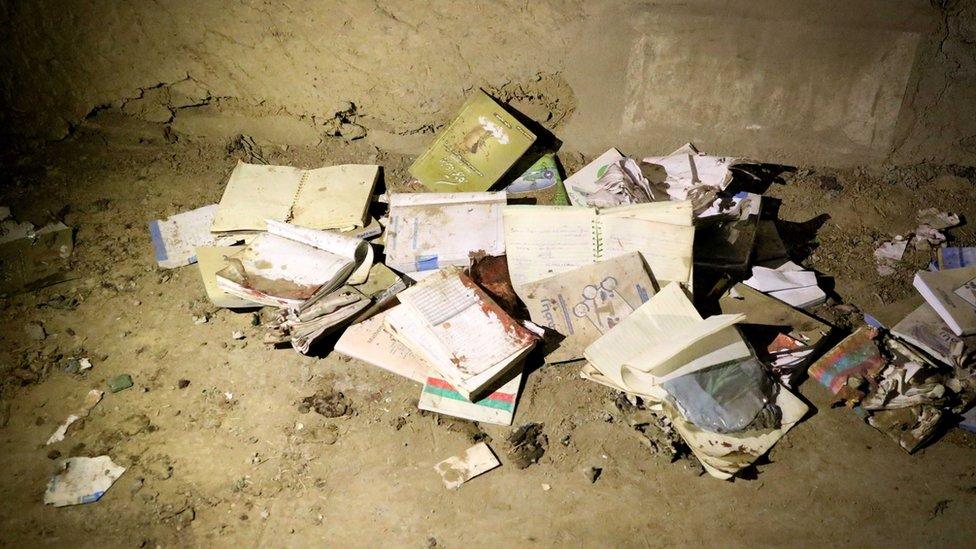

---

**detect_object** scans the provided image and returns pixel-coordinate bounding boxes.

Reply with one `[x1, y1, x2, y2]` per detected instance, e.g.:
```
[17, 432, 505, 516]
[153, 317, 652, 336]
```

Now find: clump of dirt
[299, 390, 351, 418]
[506, 422, 548, 469]
[484, 73, 577, 130]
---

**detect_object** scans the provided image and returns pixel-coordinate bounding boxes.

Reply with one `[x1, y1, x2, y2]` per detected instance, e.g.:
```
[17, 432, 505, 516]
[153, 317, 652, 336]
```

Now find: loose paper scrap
[44, 456, 126, 507]
[433, 442, 500, 489]
[46, 389, 104, 445]
[148, 204, 237, 269]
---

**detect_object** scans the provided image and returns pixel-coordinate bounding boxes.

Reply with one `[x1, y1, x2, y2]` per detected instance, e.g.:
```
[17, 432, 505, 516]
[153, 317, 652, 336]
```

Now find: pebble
[177, 379, 190, 389]
[232, 330, 245, 340]
[26, 321, 46, 341]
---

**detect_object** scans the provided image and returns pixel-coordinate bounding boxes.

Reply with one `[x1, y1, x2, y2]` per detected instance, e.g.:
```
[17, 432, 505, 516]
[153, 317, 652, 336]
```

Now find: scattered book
[807, 327, 885, 394]
[195, 246, 258, 308]
[148, 204, 238, 268]
[211, 161, 379, 234]
[409, 90, 535, 192]
[503, 201, 694, 289]
[419, 373, 522, 426]
[385, 192, 505, 275]
[216, 220, 371, 308]
[385, 268, 537, 400]
[564, 148, 624, 207]
[333, 307, 431, 384]
[519, 252, 655, 362]
[913, 266, 976, 336]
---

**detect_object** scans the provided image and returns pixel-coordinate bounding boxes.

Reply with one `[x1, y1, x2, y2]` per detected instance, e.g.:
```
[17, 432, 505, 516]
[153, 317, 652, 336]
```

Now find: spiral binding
[592, 217, 604, 259]
[285, 169, 310, 222]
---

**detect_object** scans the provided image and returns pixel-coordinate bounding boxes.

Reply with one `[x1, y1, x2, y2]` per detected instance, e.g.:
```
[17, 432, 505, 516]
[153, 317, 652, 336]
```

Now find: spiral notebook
[211, 161, 380, 234]
[503, 201, 695, 289]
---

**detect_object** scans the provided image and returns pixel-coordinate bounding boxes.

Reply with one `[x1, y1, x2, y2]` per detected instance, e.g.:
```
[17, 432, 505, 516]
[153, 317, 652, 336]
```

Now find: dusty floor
[2, 131, 976, 548]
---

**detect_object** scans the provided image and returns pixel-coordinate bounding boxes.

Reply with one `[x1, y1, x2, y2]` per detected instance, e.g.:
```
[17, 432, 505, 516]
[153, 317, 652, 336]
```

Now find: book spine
[592, 217, 604, 260]
[286, 170, 310, 222]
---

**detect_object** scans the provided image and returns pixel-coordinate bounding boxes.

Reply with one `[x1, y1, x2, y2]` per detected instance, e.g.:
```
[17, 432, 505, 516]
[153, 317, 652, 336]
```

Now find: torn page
[433, 442, 501, 489]
[265, 286, 370, 354]
[148, 204, 238, 268]
[519, 252, 656, 362]
[744, 267, 817, 292]
[44, 456, 126, 507]
[568, 156, 660, 208]
[385, 192, 505, 274]
[565, 148, 625, 207]
[47, 389, 103, 445]
[334, 307, 432, 384]
[641, 143, 742, 212]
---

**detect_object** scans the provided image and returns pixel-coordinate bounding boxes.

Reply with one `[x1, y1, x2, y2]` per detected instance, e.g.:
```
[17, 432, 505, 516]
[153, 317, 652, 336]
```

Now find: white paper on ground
[641, 143, 741, 201]
[433, 442, 500, 489]
[744, 267, 817, 292]
[44, 456, 126, 507]
[46, 389, 104, 445]
[148, 204, 239, 269]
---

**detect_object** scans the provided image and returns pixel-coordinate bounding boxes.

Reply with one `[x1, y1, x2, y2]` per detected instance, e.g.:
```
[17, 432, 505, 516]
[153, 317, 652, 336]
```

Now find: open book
[385, 192, 505, 274]
[384, 268, 537, 400]
[216, 220, 371, 308]
[583, 283, 748, 397]
[409, 89, 535, 192]
[503, 201, 694, 289]
[333, 307, 432, 384]
[211, 162, 379, 234]
[519, 252, 656, 363]
[913, 267, 976, 336]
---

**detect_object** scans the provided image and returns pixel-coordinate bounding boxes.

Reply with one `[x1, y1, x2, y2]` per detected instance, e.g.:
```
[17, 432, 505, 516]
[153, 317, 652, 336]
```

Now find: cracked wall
[1, 0, 975, 166]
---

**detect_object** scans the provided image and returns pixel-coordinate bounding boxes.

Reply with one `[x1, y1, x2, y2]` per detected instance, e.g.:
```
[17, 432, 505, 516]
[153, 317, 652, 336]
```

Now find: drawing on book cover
[571, 276, 650, 332]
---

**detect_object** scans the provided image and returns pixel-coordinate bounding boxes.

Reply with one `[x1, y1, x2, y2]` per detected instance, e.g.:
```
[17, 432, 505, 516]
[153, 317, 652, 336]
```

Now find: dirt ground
[2, 129, 976, 548]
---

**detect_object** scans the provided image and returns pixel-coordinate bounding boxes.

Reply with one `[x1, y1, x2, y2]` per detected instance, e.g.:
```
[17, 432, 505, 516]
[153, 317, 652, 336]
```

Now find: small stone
[232, 330, 245, 340]
[177, 379, 190, 389]
[250, 313, 261, 326]
[26, 321, 46, 341]
[108, 374, 134, 393]
[47, 449, 61, 460]
[63, 358, 82, 374]
[192, 314, 209, 325]
[541, 483, 551, 491]
[78, 358, 93, 372]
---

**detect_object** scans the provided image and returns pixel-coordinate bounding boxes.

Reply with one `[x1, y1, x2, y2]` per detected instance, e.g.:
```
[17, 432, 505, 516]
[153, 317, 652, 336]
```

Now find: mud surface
[0, 131, 975, 546]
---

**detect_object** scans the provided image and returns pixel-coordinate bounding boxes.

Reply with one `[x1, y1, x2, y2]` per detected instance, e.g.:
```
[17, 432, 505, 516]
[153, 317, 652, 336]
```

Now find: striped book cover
[418, 373, 522, 426]
[808, 327, 884, 394]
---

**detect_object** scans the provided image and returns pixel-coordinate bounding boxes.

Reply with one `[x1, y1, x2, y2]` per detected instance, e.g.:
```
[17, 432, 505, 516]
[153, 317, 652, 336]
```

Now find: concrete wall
[1, 0, 974, 166]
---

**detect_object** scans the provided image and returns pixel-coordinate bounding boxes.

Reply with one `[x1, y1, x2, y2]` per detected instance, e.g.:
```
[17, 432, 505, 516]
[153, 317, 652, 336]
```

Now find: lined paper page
[503, 206, 598, 287]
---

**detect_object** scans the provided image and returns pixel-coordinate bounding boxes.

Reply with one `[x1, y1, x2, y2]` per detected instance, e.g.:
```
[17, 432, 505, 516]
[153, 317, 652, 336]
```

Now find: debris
[917, 208, 960, 230]
[640, 143, 743, 212]
[46, 389, 103, 445]
[192, 314, 209, 325]
[874, 238, 908, 276]
[507, 423, 547, 469]
[384, 191, 506, 276]
[78, 358, 93, 372]
[333, 308, 432, 384]
[265, 286, 369, 354]
[410, 90, 535, 192]
[808, 328, 884, 397]
[0, 209, 74, 294]
[44, 455, 126, 507]
[573, 156, 658, 207]
[744, 261, 826, 309]
[148, 204, 238, 269]
[584, 467, 602, 483]
[25, 321, 46, 341]
[177, 379, 190, 389]
[107, 374, 134, 393]
[211, 162, 379, 233]
[299, 390, 350, 418]
[433, 442, 501, 489]
[232, 330, 245, 340]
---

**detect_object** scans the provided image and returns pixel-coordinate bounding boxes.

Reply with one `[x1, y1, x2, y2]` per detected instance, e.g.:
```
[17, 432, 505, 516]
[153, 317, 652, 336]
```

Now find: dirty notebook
[385, 268, 537, 400]
[519, 252, 656, 363]
[215, 220, 371, 308]
[211, 161, 380, 233]
[409, 90, 536, 192]
[195, 245, 258, 308]
[333, 307, 432, 384]
[385, 192, 505, 274]
[503, 201, 694, 289]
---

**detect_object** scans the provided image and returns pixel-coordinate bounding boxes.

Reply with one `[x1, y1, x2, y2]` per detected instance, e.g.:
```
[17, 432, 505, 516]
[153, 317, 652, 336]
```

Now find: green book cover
[409, 90, 536, 192]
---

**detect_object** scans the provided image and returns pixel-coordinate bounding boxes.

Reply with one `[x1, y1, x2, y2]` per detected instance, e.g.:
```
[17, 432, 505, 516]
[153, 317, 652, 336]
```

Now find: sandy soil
[1, 131, 976, 548]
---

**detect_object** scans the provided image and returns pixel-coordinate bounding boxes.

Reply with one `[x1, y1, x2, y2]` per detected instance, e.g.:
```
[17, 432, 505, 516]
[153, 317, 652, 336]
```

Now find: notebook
[519, 252, 656, 363]
[419, 372, 522, 426]
[385, 192, 505, 274]
[409, 90, 536, 192]
[384, 268, 537, 400]
[333, 307, 432, 384]
[913, 267, 976, 336]
[503, 201, 694, 289]
[195, 246, 258, 308]
[215, 220, 370, 308]
[211, 162, 379, 233]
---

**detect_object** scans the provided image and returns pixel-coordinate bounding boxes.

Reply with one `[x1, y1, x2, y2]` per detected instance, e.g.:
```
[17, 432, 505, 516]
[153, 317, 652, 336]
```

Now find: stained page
[564, 148, 625, 206]
[195, 246, 258, 308]
[433, 442, 500, 489]
[211, 162, 302, 233]
[385, 192, 505, 273]
[503, 206, 597, 288]
[292, 164, 379, 229]
[148, 204, 237, 268]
